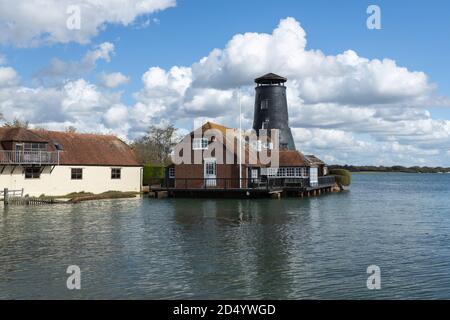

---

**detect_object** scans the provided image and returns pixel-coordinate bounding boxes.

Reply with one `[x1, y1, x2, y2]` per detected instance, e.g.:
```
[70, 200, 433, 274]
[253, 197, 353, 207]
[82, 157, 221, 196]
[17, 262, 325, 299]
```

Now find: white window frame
[193, 138, 208, 150]
[169, 167, 175, 178]
[262, 167, 309, 178]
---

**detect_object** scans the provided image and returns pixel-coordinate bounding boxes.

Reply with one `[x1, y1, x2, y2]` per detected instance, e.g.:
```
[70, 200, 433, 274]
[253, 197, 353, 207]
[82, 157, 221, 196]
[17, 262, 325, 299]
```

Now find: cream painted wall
[0, 165, 142, 197]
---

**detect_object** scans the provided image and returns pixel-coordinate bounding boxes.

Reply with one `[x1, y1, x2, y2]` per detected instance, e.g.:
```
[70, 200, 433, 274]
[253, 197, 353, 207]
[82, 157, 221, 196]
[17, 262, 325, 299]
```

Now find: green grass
[47, 191, 139, 203]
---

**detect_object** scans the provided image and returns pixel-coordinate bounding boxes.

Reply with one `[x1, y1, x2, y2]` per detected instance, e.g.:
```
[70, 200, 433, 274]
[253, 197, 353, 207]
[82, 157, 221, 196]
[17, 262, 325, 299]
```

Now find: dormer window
[54, 143, 63, 151]
[193, 138, 208, 150]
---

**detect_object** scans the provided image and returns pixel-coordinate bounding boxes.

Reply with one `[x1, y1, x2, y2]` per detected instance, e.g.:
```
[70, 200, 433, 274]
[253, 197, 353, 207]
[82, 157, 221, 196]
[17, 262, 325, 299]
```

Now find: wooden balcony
[0, 151, 60, 165]
[161, 176, 336, 190]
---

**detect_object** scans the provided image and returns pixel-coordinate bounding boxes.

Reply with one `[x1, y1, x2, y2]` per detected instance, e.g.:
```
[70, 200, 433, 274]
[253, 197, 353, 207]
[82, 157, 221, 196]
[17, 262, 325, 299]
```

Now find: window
[169, 167, 175, 178]
[260, 99, 269, 110]
[250, 140, 262, 152]
[111, 168, 121, 179]
[193, 138, 208, 150]
[301, 167, 308, 177]
[71, 168, 83, 180]
[261, 167, 278, 176]
[24, 143, 46, 151]
[25, 167, 41, 179]
[54, 143, 63, 151]
[262, 120, 269, 130]
[286, 167, 295, 177]
[205, 162, 216, 175]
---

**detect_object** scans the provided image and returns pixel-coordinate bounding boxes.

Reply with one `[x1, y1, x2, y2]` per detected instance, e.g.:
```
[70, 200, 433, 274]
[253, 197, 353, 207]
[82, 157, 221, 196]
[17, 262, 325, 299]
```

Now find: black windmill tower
[253, 73, 296, 150]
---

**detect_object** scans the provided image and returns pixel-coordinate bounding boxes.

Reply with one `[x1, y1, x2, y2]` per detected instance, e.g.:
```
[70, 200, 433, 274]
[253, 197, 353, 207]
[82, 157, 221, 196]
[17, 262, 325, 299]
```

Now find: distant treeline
[329, 165, 450, 174]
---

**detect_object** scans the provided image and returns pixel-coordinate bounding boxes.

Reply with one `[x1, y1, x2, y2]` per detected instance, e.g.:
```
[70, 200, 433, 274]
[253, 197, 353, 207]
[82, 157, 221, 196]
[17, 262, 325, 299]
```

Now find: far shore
[351, 171, 450, 174]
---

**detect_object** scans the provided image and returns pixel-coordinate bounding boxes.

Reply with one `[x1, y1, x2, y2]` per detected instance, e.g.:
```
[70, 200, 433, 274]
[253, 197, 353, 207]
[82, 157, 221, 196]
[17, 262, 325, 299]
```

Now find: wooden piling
[4, 188, 8, 206]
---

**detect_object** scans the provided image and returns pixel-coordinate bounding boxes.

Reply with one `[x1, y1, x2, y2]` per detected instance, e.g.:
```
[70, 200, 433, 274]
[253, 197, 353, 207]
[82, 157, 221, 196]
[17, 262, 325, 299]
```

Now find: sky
[0, 0, 450, 166]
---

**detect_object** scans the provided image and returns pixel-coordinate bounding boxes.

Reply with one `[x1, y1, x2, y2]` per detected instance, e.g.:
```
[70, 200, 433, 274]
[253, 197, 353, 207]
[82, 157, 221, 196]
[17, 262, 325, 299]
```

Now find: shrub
[143, 164, 165, 186]
[329, 169, 352, 186]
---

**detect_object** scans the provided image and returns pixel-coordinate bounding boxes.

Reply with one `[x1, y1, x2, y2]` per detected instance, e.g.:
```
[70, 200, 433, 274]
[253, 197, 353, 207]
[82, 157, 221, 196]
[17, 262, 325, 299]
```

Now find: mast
[239, 87, 242, 188]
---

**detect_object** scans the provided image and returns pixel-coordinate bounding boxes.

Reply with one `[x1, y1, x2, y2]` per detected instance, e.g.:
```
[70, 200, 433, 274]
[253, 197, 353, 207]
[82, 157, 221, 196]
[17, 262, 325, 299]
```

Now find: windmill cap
[254, 73, 287, 84]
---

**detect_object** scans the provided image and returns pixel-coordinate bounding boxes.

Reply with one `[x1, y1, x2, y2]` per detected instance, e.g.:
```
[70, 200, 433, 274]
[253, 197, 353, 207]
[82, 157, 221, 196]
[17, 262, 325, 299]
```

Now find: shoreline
[352, 171, 450, 174]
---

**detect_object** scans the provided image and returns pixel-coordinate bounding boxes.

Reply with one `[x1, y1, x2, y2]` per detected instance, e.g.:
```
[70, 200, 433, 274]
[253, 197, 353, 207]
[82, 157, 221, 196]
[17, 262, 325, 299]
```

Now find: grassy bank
[43, 191, 140, 203]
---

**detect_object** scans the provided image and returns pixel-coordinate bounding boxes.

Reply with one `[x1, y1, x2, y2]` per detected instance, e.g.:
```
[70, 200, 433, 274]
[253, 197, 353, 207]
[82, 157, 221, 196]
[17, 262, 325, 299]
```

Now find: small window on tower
[260, 99, 269, 110]
[262, 120, 269, 129]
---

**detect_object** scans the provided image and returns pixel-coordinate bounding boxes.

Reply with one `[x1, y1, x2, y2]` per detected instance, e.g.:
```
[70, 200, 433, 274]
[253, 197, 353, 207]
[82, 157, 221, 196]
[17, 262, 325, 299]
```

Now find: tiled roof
[0, 127, 141, 166]
[277, 150, 310, 167]
[305, 155, 325, 165]
[0, 127, 48, 142]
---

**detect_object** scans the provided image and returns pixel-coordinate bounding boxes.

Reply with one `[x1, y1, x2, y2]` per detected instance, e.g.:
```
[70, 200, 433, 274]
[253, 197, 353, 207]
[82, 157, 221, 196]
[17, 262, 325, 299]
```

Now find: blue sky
[0, 0, 449, 165]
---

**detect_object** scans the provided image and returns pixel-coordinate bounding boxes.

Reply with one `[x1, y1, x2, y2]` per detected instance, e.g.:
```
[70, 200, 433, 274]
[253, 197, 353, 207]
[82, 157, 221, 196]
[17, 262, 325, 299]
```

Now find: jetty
[150, 176, 339, 199]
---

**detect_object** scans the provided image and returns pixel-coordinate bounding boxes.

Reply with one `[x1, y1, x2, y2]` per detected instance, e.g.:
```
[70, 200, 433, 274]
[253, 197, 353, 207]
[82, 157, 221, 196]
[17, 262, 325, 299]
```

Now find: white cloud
[104, 104, 129, 127]
[129, 17, 450, 165]
[0, 67, 20, 87]
[0, 0, 176, 47]
[35, 42, 115, 81]
[1, 16, 450, 165]
[191, 17, 432, 107]
[98, 72, 130, 88]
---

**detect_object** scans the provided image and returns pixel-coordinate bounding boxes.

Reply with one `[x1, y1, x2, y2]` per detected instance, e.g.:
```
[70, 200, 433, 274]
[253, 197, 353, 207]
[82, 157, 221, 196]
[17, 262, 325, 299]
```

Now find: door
[310, 167, 318, 187]
[15, 144, 23, 163]
[204, 158, 217, 187]
[251, 168, 259, 182]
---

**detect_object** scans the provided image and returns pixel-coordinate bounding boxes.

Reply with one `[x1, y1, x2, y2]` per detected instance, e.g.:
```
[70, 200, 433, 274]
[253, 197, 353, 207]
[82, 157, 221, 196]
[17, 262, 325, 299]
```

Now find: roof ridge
[30, 128, 119, 138]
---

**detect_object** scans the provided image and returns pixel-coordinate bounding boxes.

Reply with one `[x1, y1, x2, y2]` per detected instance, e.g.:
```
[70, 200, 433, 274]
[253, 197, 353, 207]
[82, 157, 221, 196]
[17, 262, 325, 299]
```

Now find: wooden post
[4, 188, 8, 206]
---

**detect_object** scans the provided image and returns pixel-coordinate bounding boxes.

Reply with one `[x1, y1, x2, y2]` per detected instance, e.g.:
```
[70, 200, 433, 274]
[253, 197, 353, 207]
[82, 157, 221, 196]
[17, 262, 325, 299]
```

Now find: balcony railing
[162, 176, 336, 190]
[0, 151, 60, 165]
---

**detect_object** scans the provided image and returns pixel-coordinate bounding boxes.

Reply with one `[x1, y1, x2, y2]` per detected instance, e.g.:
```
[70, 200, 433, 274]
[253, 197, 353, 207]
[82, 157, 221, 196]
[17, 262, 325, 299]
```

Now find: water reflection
[1, 174, 450, 299]
[170, 198, 313, 298]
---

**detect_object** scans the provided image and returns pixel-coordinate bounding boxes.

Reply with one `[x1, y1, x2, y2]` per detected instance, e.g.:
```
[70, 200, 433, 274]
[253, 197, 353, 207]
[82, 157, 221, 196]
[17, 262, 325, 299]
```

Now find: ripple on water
[1, 174, 450, 299]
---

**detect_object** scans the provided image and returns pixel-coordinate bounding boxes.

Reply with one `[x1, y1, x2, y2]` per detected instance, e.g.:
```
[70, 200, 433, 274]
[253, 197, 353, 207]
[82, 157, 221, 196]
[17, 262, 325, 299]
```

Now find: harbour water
[1, 173, 450, 299]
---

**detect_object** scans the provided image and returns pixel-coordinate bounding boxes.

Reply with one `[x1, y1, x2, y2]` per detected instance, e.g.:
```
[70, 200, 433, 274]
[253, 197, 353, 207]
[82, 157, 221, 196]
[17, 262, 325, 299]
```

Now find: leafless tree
[132, 124, 179, 165]
[3, 117, 29, 128]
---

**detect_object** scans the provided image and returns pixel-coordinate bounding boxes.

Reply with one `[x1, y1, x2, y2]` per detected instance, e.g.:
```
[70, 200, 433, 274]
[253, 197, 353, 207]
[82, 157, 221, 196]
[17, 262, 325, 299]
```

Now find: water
[1, 173, 450, 299]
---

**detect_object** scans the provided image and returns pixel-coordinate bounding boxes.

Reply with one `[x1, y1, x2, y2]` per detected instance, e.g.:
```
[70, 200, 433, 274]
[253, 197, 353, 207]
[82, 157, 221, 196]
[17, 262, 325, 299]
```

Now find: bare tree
[65, 126, 77, 133]
[132, 124, 179, 165]
[3, 118, 29, 128]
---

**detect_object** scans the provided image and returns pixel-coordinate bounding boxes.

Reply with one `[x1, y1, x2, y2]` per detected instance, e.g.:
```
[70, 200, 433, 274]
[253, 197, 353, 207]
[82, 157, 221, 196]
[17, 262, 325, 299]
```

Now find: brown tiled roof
[278, 150, 310, 167]
[177, 121, 287, 167]
[305, 155, 325, 165]
[0, 127, 48, 142]
[0, 127, 141, 166]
